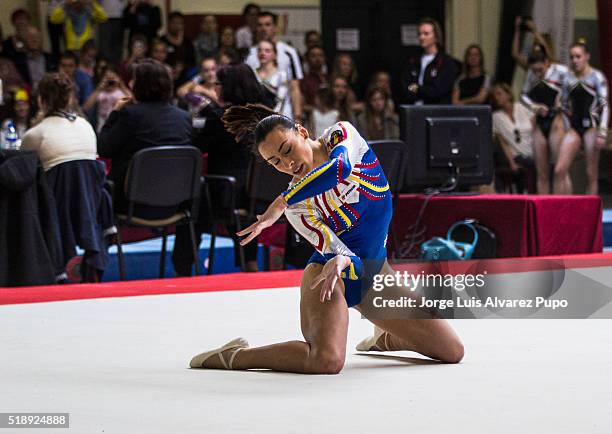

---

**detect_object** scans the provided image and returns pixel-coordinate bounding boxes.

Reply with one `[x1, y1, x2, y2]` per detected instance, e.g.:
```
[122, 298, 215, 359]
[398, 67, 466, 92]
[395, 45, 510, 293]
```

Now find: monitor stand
[422, 166, 481, 197]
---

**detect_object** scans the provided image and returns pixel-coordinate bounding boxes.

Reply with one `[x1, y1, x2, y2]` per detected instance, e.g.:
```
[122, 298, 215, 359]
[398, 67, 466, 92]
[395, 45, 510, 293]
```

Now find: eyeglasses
[514, 129, 521, 144]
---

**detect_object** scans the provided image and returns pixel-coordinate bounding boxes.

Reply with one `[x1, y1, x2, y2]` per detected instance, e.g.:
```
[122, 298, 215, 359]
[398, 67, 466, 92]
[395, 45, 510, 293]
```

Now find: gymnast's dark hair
[222, 104, 295, 151]
[528, 50, 549, 65]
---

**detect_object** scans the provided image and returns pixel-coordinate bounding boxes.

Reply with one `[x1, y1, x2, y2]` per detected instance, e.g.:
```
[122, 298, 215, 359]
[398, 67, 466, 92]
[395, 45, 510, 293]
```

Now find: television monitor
[399, 105, 493, 192]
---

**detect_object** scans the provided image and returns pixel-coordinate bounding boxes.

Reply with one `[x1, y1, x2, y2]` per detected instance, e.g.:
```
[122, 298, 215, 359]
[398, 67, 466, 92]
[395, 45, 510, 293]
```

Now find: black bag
[449, 219, 497, 259]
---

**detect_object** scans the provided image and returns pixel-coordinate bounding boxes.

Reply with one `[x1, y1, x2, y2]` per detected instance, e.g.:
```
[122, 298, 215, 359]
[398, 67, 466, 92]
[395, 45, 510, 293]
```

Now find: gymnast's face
[258, 125, 314, 179]
[570, 46, 589, 73]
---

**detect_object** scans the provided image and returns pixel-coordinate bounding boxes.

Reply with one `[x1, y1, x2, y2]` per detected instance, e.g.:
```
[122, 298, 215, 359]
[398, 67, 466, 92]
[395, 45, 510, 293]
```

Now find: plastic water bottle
[4, 121, 21, 150]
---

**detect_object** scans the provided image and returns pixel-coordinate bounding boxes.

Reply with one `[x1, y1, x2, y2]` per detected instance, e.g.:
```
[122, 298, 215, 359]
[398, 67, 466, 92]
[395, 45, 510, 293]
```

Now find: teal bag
[420, 220, 479, 261]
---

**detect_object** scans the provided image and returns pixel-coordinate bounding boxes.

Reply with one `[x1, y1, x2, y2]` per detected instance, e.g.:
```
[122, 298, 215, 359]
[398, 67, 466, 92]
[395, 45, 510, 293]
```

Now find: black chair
[114, 146, 202, 280]
[246, 159, 292, 270]
[203, 174, 246, 275]
[368, 140, 406, 259]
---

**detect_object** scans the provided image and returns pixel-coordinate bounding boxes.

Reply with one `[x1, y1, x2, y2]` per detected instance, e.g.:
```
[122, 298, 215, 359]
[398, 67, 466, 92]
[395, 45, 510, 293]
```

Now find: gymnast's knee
[305, 348, 346, 375]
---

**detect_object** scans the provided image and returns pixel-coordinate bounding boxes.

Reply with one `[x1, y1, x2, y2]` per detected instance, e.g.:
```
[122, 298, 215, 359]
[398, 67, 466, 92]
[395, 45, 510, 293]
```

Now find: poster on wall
[401, 24, 419, 46]
[336, 28, 360, 51]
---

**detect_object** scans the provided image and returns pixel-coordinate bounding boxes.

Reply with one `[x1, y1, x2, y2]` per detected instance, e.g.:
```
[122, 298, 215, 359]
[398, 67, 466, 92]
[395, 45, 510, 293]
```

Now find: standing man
[98, 0, 125, 64]
[245, 11, 303, 120]
[401, 17, 457, 105]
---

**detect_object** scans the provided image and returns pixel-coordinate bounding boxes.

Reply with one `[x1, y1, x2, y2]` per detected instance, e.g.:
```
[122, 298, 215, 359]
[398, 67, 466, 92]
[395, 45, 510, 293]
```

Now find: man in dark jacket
[401, 17, 458, 105]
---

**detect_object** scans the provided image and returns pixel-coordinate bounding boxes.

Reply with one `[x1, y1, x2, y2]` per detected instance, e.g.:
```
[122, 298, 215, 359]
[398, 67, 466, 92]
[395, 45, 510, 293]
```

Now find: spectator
[21, 73, 97, 171]
[58, 51, 94, 106]
[161, 12, 196, 73]
[520, 50, 568, 194]
[300, 45, 328, 109]
[254, 40, 294, 119]
[368, 70, 395, 113]
[194, 15, 219, 65]
[119, 35, 147, 84]
[491, 83, 536, 193]
[307, 87, 338, 138]
[173, 63, 265, 275]
[332, 53, 362, 101]
[50, 0, 108, 52]
[245, 11, 303, 120]
[557, 42, 609, 195]
[356, 87, 399, 140]
[235, 3, 261, 51]
[83, 65, 131, 132]
[98, 0, 125, 64]
[12, 27, 56, 89]
[93, 57, 110, 85]
[150, 38, 169, 64]
[512, 16, 555, 71]
[216, 51, 233, 67]
[452, 44, 490, 105]
[177, 56, 219, 108]
[330, 75, 356, 124]
[401, 17, 457, 105]
[78, 39, 98, 78]
[46, 1, 65, 58]
[123, 0, 161, 45]
[218, 26, 239, 63]
[1, 89, 33, 139]
[0, 56, 26, 96]
[2, 9, 31, 60]
[98, 59, 192, 215]
[304, 30, 322, 52]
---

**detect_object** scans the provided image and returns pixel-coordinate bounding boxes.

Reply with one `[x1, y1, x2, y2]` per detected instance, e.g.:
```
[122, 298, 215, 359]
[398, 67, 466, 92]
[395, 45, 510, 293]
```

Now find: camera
[520, 15, 533, 32]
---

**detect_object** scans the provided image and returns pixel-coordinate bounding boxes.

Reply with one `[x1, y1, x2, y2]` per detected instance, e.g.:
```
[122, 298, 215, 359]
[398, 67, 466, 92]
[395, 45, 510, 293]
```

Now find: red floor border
[1, 253, 611, 306]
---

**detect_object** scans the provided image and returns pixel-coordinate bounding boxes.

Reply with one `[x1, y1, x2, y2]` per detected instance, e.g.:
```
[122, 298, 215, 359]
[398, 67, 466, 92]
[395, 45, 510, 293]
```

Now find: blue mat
[604, 209, 612, 249]
[80, 235, 265, 282]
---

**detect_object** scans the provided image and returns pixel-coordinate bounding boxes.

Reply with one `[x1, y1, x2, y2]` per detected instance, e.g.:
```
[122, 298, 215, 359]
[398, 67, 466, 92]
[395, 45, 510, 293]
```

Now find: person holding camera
[83, 66, 131, 132]
[512, 16, 555, 71]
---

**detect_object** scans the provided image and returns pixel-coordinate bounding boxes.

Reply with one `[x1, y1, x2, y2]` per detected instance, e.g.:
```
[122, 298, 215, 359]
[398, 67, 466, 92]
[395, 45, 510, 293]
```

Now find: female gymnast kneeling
[189, 104, 464, 374]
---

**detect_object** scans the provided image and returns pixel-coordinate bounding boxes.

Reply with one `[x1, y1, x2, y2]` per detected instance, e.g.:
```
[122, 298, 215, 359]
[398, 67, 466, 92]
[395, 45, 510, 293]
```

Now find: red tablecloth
[392, 194, 603, 258]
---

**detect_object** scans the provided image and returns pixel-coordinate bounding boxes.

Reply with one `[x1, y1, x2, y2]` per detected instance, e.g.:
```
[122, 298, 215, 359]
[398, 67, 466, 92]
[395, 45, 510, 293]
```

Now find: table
[392, 194, 603, 258]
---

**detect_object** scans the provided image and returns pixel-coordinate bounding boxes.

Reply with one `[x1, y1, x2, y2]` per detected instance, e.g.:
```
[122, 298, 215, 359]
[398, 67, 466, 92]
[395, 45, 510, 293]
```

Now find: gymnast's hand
[310, 255, 352, 302]
[237, 195, 288, 246]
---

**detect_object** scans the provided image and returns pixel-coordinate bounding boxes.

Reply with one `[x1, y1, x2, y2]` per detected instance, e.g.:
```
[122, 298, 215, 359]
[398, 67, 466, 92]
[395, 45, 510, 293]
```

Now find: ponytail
[222, 103, 295, 151]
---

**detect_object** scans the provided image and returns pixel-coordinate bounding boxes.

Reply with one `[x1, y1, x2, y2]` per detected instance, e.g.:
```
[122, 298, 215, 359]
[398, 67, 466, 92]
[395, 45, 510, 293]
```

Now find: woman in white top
[21, 72, 97, 171]
[254, 40, 292, 119]
[491, 83, 536, 193]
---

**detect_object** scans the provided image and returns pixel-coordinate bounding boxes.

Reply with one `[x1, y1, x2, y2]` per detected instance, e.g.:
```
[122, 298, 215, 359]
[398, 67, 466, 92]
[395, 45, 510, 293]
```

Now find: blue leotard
[283, 122, 393, 307]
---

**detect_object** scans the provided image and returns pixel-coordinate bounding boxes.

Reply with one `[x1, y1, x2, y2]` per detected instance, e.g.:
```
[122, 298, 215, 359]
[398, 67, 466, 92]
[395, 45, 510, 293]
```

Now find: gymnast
[555, 42, 609, 195]
[189, 104, 464, 374]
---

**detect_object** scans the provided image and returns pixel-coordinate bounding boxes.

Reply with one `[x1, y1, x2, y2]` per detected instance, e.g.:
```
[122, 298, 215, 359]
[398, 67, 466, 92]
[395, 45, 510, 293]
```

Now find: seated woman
[491, 83, 537, 193]
[1, 88, 33, 140]
[188, 104, 464, 373]
[330, 75, 356, 125]
[21, 72, 96, 171]
[21, 72, 107, 281]
[172, 63, 266, 275]
[556, 42, 609, 195]
[356, 87, 399, 141]
[98, 58, 192, 216]
[176, 56, 219, 109]
[83, 65, 131, 132]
